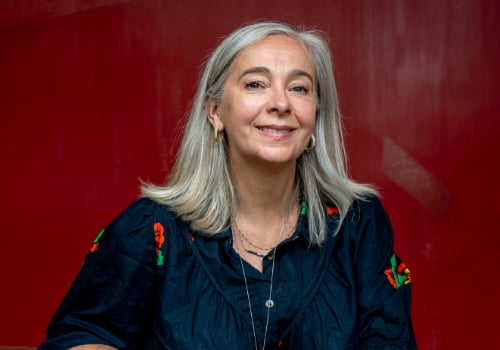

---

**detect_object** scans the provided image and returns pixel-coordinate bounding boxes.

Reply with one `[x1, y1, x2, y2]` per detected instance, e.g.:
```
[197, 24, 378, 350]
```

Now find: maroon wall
[1, 0, 499, 348]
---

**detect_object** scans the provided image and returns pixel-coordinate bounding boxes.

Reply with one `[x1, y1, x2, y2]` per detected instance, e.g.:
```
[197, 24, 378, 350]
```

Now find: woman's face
[209, 34, 317, 169]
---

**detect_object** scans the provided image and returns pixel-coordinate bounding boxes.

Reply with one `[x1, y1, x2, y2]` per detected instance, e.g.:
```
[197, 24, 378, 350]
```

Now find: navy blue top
[39, 196, 417, 349]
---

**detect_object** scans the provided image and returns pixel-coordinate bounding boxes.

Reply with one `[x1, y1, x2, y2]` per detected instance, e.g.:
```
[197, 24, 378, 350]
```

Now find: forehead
[231, 35, 314, 75]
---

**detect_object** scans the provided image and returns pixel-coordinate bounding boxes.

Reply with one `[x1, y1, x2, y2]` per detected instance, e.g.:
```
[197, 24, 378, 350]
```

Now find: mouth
[257, 127, 294, 134]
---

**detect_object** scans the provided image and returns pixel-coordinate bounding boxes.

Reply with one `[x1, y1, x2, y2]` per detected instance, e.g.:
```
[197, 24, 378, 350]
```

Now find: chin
[255, 150, 300, 165]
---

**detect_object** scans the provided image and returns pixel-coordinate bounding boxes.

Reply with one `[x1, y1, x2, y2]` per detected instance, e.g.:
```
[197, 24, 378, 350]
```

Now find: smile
[258, 127, 293, 134]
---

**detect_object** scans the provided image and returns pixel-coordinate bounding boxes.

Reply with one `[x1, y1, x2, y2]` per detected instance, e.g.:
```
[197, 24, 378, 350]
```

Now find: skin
[208, 35, 317, 271]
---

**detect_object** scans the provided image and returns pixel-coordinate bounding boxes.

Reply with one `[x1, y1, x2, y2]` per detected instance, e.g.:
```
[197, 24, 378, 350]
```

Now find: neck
[230, 158, 299, 251]
[231, 159, 298, 219]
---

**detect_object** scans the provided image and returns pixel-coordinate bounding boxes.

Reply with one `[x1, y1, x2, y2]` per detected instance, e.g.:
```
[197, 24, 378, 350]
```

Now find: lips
[258, 127, 293, 134]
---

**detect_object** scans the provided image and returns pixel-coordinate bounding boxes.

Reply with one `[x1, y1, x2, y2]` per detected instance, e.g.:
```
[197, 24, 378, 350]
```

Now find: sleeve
[350, 197, 417, 349]
[38, 199, 161, 350]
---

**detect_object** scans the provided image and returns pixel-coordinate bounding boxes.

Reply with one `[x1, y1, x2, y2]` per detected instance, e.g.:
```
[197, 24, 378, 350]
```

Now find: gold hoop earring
[214, 128, 219, 142]
[214, 127, 223, 143]
[305, 135, 316, 151]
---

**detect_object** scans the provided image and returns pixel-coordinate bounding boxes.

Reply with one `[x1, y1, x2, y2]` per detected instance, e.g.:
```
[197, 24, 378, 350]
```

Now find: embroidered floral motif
[154, 222, 165, 266]
[326, 206, 339, 215]
[384, 253, 411, 289]
[89, 228, 105, 253]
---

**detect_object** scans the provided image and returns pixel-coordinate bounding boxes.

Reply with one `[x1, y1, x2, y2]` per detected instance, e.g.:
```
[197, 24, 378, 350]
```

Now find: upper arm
[39, 199, 161, 349]
[349, 198, 417, 349]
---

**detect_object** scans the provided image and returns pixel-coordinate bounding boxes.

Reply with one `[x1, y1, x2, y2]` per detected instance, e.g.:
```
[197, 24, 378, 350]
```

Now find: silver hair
[141, 21, 376, 244]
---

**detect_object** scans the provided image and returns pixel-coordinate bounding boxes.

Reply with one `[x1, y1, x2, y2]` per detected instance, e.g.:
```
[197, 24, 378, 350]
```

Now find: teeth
[260, 127, 290, 134]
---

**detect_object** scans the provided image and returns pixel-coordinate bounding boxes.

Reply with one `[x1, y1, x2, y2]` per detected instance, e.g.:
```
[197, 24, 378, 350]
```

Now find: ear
[208, 100, 224, 131]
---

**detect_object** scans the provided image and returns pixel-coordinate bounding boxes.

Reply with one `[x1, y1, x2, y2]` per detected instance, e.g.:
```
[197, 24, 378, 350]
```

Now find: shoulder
[93, 198, 184, 251]
[343, 195, 391, 232]
[338, 195, 395, 253]
[346, 195, 387, 221]
[110, 197, 180, 229]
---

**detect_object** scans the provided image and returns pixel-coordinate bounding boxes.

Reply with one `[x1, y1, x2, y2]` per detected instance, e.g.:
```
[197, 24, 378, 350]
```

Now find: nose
[268, 85, 291, 115]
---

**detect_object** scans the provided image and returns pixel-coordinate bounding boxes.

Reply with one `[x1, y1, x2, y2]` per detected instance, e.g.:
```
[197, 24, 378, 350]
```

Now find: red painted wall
[1, 0, 499, 348]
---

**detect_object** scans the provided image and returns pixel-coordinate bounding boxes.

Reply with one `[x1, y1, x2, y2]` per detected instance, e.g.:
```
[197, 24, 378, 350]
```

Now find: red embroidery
[154, 222, 165, 256]
[384, 255, 412, 289]
[89, 242, 99, 253]
[89, 228, 105, 253]
[327, 206, 339, 215]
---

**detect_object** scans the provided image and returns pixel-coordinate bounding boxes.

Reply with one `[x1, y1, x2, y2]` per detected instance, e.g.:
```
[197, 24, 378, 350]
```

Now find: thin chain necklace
[233, 203, 300, 257]
[233, 223, 283, 350]
[233, 221, 275, 257]
[232, 198, 299, 349]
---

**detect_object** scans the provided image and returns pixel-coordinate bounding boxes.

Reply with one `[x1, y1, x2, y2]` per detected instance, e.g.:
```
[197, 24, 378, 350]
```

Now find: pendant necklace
[232, 199, 299, 349]
[238, 242, 276, 350]
[234, 225, 281, 350]
[233, 217, 288, 350]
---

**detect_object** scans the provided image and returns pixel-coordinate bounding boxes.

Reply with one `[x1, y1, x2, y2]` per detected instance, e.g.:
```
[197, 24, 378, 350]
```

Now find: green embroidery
[84, 228, 106, 268]
[387, 254, 411, 288]
[300, 201, 307, 215]
[93, 228, 105, 243]
[154, 222, 165, 267]
[89, 228, 105, 253]
[157, 250, 164, 266]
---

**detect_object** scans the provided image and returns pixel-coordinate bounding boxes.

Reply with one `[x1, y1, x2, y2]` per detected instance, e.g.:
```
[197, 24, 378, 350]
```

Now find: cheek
[299, 104, 317, 131]
[221, 97, 262, 127]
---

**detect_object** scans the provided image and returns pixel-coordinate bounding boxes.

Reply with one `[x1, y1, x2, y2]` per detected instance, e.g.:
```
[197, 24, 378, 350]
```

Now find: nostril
[269, 102, 291, 114]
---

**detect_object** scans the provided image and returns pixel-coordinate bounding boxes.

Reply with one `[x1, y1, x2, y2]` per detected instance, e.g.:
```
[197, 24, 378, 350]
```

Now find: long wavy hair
[141, 21, 376, 244]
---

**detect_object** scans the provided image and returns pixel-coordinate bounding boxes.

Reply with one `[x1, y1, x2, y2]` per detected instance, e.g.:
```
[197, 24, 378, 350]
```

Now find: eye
[290, 85, 308, 94]
[246, 81, 263, 89]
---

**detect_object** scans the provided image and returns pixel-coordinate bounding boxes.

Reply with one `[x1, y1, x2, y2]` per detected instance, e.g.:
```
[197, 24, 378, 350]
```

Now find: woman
[39, 22, 417, 349]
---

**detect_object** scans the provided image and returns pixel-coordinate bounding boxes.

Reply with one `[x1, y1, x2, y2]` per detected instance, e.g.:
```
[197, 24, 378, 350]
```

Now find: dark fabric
[39, 196, 417, 349]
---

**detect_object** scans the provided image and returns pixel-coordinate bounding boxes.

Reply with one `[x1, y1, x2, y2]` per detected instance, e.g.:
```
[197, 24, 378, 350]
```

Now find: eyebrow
[238, 66, 314, 84]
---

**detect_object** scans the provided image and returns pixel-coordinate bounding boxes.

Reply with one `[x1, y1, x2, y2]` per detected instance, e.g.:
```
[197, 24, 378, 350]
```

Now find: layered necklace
[232, 202, 298, 350]
[233, 220, 281, 258]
